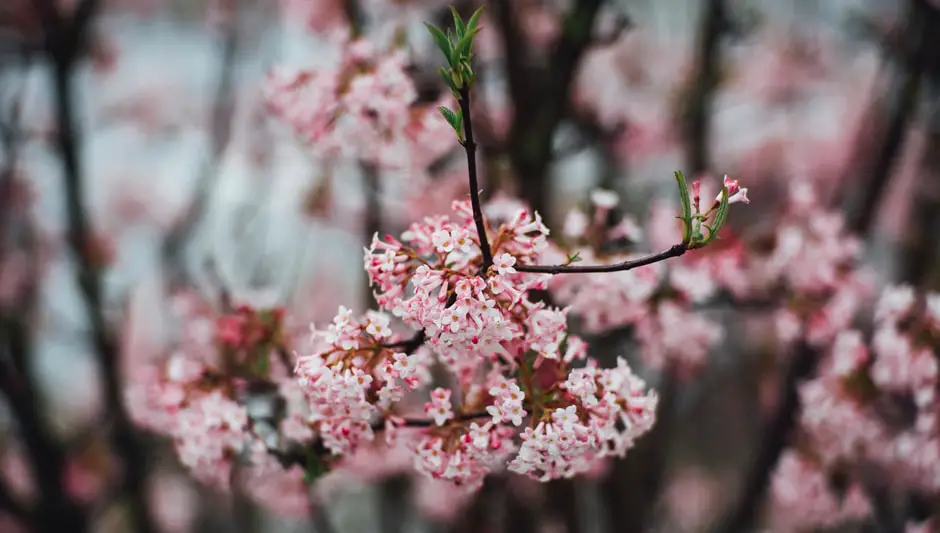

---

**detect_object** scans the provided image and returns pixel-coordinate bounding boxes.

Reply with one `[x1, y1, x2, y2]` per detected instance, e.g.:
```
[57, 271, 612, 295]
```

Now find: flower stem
[515, 244, 688, 274]
[457, 85, 494, 274]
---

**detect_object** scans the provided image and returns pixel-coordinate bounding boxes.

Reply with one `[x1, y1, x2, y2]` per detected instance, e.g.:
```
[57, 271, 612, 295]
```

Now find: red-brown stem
[515, 243, 688, 274]
[457, 85, 494, 274]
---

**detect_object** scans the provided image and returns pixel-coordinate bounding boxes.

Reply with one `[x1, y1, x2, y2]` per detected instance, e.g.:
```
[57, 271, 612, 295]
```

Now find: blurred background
[1, 0, 939, 532]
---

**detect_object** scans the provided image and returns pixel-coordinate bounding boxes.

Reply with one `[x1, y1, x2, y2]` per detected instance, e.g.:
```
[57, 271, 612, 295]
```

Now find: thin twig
[515, 243, 687, 274]
[162, 4, 241, 285]
[383, 330, 427, 353]
[457, 85, 493, 273]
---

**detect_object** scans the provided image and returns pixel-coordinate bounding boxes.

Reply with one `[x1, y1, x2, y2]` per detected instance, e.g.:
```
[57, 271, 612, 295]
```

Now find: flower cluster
[741, 181, 874, 348]
[264, 34, 454, 169]
[768, 282, 940, 531]
[125, 292, 313, 515]
[295, 307, 432, 455]
[293, 197, 664, 490]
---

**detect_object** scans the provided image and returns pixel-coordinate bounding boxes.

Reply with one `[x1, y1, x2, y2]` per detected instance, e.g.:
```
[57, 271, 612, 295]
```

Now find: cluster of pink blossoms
[757, 186, 940, 532]
[264, 33, 454, 169]
[126, 293, 311, 516]
[295, 197, 661, 490]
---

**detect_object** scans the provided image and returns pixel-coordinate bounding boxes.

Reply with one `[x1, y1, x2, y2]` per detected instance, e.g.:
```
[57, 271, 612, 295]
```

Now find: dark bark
[710, 343, 820, 533]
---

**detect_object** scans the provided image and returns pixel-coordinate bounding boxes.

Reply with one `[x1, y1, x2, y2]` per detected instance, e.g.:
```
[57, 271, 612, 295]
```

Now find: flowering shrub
[123, 8, 748, 508]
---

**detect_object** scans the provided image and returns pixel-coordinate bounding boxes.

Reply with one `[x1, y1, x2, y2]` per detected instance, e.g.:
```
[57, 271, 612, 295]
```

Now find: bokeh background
[1, 0, 939, 532]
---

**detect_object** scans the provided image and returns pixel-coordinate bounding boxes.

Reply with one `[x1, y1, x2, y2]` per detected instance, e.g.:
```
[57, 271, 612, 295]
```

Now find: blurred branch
[554, 107, 625, 159]
[162, 6, 241, 287]
[32, 2, 158, 532]
[343, 0, 365, 36]
[377, 475, 409, 533]
[0, 315, 89, 533]
[841, 0, 940, 237]
[0, 22, 84, 533]
[602, 368, 678, 533]
[491, 0, 530, 117]
[493, 0, 604, 223]
[0, 471, 30, 522]
[710, 342, 820, 533]
[899, 4, 940, 289]
[679, 0, 726, 177]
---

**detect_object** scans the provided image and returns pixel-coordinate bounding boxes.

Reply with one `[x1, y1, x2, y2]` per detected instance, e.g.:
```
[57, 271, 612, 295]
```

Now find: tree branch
[34, 2, 156, 531]
[162, 3, 241, 286]
[514, 243, 687, 274]
[711, 342, 820, 533]
[382, 330, 427, 353]
[841, 0, 939, 236]
[0, 316, 89, 533]
[0, 474, 30, 523]
[680, 0, 726, 176]
[494, 0, 604, 223]
[457, 86, 493, 273]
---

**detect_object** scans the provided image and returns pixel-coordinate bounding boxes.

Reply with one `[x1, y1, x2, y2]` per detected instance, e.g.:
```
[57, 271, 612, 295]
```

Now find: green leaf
[466, 5, 485, 36]
[450, 6, 466, 39]
[459, 61, 474, 86]
[456, 32, 474, 60]
[303, 448, 331, 484]
[564, 251, 582, 265]
[674, 170, 693, 245]
[424, 23, 454, 65]
[438, 105, 460, 131]
[451, 69, 464, 89]
[254, 351, 270, 376]
[703, 186, 730, 246]
[439, 66, 455, 89]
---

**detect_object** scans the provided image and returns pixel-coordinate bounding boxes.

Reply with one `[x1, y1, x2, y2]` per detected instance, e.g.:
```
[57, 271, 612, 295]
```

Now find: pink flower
[718, 175, 749, 204]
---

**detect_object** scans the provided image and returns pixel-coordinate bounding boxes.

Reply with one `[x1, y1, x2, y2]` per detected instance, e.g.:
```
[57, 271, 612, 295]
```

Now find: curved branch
[514, 243, 687, 274]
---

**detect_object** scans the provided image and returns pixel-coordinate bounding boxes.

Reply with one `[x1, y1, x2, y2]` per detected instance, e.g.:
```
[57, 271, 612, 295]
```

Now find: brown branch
[710, 342, 820, 533]
[841, 0, 940, 237]
[33, 2, 156, 532]
[0, 471, 30, 523]
[603, 369, 679, 533]
[162, 3, 241, 286]
[493, 0, 604, 223]
[0, 316, 89, 533]
[514, 243, 687, 274]
[457, 85, 494, 273]
[679, 0, 726, 176]
[490, 0, 530, 117]
[267, 411, 489, 471]
[383, 330, 427, 353]
[898, 2, 940, 289]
